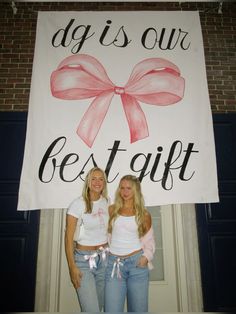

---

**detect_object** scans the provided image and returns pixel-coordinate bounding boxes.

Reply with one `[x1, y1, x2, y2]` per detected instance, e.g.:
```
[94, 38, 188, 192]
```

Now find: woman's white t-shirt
[67, 196, 109, 246]
[109, 215, 142, 255]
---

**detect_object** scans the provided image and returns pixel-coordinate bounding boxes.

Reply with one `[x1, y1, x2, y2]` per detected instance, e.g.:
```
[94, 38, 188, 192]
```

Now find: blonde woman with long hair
[105, 175, 155, 312]
[65, 167, 109, 312]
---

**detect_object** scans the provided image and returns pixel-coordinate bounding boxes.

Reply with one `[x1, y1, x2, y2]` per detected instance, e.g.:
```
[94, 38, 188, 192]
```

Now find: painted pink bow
[51, 54, 185, 147]
[92, 208, 105, 227]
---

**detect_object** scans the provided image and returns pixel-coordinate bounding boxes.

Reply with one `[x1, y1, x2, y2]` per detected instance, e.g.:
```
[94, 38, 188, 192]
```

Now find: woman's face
[119, 179, 134, 201]
[89, 170, 105, 194]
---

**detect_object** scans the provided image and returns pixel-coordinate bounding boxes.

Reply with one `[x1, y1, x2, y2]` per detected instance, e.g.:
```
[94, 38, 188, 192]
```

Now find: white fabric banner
[18, 11, 219, 210]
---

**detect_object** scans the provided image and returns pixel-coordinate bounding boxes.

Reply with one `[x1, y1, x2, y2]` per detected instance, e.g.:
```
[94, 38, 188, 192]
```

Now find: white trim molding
[173, 204, 203, 312]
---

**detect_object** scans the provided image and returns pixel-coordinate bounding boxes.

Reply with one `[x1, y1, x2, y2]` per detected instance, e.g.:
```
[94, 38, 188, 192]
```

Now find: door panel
[0, 112, 40, 311]
[196, 114, 236, 312]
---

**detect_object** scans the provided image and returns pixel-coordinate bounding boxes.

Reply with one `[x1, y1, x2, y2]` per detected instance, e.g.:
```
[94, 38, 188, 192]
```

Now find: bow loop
[55, 54, 114, 86]
[51, 54, 114, 100]
[126, 72, 184, 105]
[125, 58, 184, 105]
[126, 57, 181, 84]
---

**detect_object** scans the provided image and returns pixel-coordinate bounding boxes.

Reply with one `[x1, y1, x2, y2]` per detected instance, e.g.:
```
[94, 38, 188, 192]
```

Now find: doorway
[35, 204, 202, 312]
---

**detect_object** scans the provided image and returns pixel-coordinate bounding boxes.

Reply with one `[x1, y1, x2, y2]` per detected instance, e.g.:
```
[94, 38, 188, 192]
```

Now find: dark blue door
[196, 114, 236, 312]
[0, 112, 40, 311]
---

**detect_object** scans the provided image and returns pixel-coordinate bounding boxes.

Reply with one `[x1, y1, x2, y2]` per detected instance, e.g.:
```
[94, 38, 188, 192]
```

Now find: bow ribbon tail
[111, 258, 123, 279]
[99, 246, 109, 261]
[77, 90, 114, 147]
[121, 94, 149, 143]
[111, 261, 117, 278]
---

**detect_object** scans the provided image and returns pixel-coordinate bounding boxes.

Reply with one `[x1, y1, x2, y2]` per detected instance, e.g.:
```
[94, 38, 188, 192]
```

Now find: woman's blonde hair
[82, 167, 108, 213]
[108, 175, 147, 237]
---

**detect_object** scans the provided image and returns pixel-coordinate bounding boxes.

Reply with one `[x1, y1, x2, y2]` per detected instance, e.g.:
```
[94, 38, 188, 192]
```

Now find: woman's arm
[141, 227, 155, 262]
[65, 214, 82, 289]
[138, 211, 156, 268]
[107, 204, 114, 245]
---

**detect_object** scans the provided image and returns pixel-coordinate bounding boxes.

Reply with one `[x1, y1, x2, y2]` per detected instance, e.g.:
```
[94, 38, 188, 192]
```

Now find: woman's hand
[137, 255, 148, 267]
[69, 265, 83, 289]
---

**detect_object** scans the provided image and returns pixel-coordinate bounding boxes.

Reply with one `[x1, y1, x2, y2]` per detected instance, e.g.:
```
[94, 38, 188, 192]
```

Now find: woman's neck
[90, 191, 101, 201]
[123, 199, 133, 208]
[120, 200, 135, 216]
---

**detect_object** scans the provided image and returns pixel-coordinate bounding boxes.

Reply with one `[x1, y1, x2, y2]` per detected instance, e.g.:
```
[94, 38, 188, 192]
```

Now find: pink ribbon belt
[84, 252, 98, 269]
[51, 54, 185, 147]
[83, 246, 109, 269]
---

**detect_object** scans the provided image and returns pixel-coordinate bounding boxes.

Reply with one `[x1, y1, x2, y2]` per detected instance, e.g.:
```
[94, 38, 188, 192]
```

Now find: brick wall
[0, 1, 235, 112]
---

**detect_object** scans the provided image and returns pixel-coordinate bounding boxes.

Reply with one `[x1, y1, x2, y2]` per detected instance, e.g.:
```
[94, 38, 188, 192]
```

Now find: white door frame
[35, 204, 203, 312]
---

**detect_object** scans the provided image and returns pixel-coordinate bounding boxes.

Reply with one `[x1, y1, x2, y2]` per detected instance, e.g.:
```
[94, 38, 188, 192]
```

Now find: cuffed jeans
[74, 249, 106, 312]
[105, 251, 149, 312]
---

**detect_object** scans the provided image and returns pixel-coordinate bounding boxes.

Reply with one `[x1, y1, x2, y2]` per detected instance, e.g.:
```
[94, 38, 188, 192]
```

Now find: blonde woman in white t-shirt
[65, 167, 109, 312]
[105, 175, 155, 312]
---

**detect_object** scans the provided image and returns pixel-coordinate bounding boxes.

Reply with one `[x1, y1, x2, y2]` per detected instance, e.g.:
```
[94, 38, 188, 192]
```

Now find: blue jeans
[105, 251, 149, 312]
[74, 249, 107, 312]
